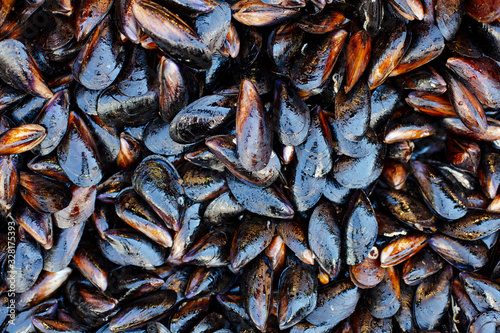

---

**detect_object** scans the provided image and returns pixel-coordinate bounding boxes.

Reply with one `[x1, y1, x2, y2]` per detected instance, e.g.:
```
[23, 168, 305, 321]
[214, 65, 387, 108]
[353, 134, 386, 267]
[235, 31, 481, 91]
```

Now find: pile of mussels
[2, 0, 500, 332]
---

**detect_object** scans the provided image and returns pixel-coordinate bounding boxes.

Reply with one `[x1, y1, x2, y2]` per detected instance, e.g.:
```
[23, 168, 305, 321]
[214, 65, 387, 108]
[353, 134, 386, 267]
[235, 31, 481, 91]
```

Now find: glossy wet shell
[4, 0, 500, 332]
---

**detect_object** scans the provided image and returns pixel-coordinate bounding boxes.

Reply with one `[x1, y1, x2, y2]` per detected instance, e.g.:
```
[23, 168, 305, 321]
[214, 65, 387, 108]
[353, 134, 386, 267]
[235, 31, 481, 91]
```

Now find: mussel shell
[333, 140, 384, 189]
[4, 237, 43, 293]
[435, 0, 464, 41]
[13, 204, 53, 249]
[305, 280, 360, 327]
[0, 39, 52, 98]
[289, 163, 325, 212]
[19, 172, 71, 214]
[236, 79, 272, 171]
[366, 266, 401, 319]
[132, 0, 212, 70]
[206, 135, 280, 187]
[43, 221, 86, 272]
[194, 2, 231, 53]
[290, 29, 347, 98]
[227, 173, 294, 219]
[343, 190, 378, 265]
[232, 0, 300, 27]
[0, 124, 46, 155]
[429, 234, 488, 271]
[0, 156, 17, 216]
[308, 202, 341, 278]
[402, 247, 444, 285]
[272, 79, 310, 146]
[109, 290, 176, 332]
[182, 226, 231, 266]
[57, 111, 102, 187]
[334, 79, 370, 142]
[170, 94, 236, 144]
[72, 16, 125, 90]
[367, 20, 409, 90]
[295, 107, 332, 178]
[32, 89, 70, 155]
[413, 265, 453, 330]
[116, 188, 173, 248]
[182, 166, 227, 202]
[97, 85, 159, 128]
[276, 219, 314, 265]
[158, 56, 199, 123]
[375, 188, 437, 233]
[104, 229, 168, 268]
[133, 155, 185, 231]
[53, 185, 96, 228]
[15, 268, 72, 311]
[389, 22, 445, 77]
[460, 272, 500, 313]
[277, 264, 317, 329]
[231, 214, 275, 271]
[75, 0, 113, 41]
[242, 255, 273, 331]
[170, 203, 205, 263]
